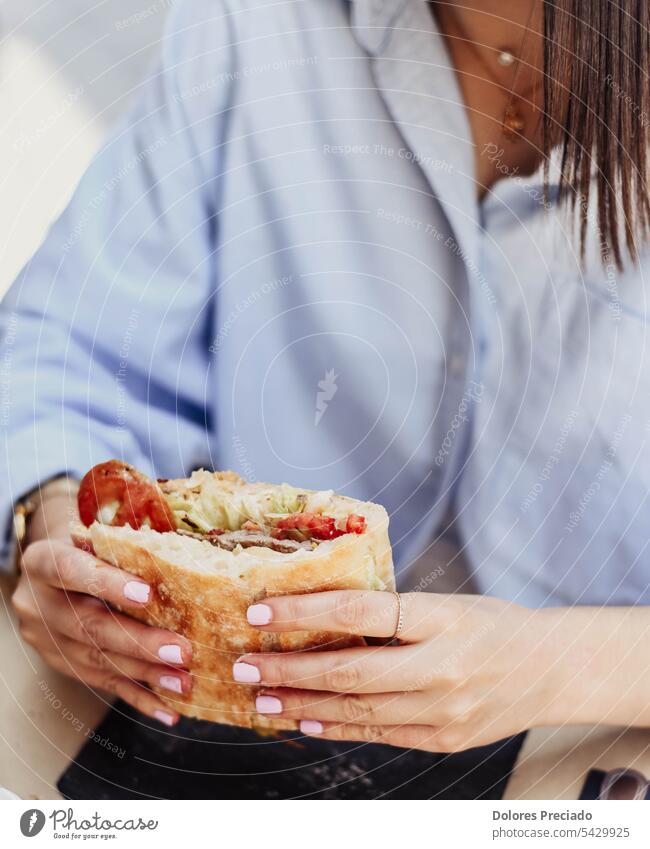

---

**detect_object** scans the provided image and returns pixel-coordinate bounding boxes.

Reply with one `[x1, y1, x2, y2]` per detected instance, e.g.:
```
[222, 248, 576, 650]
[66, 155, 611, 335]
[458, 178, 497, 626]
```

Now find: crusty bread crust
[70, 486, 394, 730]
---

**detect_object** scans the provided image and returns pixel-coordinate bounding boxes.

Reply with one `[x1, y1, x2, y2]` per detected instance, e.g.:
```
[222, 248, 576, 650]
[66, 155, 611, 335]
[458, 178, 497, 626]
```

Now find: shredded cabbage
[168, 479, 307, 532]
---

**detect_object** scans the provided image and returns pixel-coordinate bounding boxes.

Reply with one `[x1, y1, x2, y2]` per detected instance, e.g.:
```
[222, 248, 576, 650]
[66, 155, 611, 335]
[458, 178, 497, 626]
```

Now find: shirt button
[449, 353, 465, 377]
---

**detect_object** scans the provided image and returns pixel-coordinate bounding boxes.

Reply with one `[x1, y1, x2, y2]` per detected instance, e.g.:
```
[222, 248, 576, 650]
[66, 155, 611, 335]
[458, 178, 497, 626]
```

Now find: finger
[32, 626, 192, 697]
[296, 720, 451, 752]
[255, 688, 438, 726]
[43, 651, 180, 727]
[23, 538, 153, 611]
[234, 645, 421, 693]
[40, 588, 192, 667]
[246, 591, 459, 641]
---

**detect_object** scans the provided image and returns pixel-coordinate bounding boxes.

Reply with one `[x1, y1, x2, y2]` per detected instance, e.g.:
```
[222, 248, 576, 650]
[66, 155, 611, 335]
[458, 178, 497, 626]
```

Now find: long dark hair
[544, 1, 650, 268]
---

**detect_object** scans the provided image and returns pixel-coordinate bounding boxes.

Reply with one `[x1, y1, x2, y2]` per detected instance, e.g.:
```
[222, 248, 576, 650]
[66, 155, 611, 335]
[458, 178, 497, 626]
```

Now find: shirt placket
[351, 0, 486, 506]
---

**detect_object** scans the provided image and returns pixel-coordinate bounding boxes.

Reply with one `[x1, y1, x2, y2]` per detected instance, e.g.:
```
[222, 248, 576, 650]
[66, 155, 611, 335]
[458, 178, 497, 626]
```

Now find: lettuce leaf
[168, 479, 306, 532]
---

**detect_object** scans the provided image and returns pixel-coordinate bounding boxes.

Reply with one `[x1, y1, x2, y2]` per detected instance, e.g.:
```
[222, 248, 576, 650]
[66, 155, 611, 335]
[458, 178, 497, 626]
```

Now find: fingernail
[233, 661, 261, 683]
[247, 604, 273, 626]
[158, 644, 184, 665]
[256, 695, 282, 714]
[159, 675, 183, 694]
[300, 720, 323, 734]
[153, 709, 176, 727]
[123, 581, 150, 604]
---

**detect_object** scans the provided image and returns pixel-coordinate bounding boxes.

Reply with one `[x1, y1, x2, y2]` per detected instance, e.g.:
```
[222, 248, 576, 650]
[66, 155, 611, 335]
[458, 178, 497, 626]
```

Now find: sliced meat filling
[176, 528, 314, 553]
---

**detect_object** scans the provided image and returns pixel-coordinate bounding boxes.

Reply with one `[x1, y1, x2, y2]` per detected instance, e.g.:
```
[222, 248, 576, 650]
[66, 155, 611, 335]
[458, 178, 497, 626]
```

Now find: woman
[4, 0, 650, 752]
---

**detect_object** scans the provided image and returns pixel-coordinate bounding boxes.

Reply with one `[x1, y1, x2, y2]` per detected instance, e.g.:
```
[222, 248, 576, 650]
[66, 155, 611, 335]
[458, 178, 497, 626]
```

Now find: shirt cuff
[0, 425, 141, 573]
[0, 476, 71, 575]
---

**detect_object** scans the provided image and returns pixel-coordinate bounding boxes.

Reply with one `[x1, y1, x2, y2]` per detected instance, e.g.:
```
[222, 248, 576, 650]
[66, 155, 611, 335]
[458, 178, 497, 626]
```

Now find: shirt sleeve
[0, 1, 233, 570]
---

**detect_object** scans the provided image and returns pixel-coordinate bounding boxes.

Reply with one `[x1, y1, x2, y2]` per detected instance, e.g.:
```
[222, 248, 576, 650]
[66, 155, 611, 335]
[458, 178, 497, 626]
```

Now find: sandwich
[71, 461, 394, 730]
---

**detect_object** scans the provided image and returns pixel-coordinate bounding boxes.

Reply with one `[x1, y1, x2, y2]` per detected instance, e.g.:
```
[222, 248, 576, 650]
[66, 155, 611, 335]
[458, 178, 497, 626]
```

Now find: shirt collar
[350, 0, 410, 55]
[354, 0, 480, 275]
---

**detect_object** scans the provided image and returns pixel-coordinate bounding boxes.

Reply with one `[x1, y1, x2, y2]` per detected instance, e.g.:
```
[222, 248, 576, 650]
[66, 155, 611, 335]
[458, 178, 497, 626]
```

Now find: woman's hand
[234, 590, 567, 752]
[11, 488, 192, 727]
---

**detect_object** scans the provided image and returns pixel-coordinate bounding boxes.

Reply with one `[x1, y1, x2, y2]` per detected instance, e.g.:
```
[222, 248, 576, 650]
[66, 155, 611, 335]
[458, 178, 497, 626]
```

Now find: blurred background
[0, 0, 172, 296]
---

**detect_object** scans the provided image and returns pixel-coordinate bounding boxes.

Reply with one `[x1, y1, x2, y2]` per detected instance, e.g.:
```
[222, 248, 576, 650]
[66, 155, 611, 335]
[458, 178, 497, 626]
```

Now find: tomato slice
[77, 460, 175, 532]
[274, 511, 368, 540]
[345, 514, 367, 534]
[274, 511, 339, 540]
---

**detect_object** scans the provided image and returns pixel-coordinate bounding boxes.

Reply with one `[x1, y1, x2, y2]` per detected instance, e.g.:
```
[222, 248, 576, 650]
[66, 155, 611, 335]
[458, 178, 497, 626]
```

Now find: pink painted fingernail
[233, 661, 261, 683]
[300, 720, 323, 734]
[154, 710, 176, 727]
[247, 604, 273, 626]
[256, 695, 282, 714]
[160, 675, 183, 694]
[158, 644, 184, 665]
[123, 581, 150, 604]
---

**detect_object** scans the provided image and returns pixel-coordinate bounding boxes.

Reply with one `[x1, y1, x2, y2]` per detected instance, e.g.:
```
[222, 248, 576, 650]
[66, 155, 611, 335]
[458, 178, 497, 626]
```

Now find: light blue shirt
[3, 0, 650, 607]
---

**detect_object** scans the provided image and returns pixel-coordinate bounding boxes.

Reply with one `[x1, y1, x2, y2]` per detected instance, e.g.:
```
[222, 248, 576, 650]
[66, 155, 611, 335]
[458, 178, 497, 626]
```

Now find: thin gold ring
[392, 592, 405, 640]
